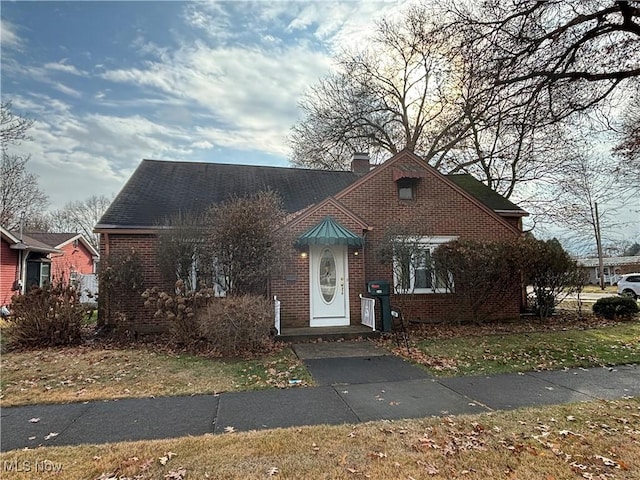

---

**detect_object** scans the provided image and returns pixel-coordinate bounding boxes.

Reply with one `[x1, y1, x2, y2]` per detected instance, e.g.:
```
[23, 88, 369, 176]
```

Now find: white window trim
[393, 236, 457, 294]
[178, 255, 227, 297]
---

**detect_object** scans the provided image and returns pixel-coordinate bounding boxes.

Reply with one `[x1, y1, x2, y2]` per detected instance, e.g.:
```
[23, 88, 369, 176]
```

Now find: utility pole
[595, 202, 605, 290]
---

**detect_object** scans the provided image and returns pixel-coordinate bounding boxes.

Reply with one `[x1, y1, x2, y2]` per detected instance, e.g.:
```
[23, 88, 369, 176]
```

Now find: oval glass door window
[319, 248, 337, 303]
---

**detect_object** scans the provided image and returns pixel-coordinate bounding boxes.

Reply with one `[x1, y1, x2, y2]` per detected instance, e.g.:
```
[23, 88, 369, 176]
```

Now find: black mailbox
[366, 280, 391, 332]
[367, 280, 390, 296]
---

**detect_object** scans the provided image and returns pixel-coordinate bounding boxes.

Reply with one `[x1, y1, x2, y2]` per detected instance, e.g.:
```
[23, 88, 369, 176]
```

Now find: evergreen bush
[592, 296, 639, 320]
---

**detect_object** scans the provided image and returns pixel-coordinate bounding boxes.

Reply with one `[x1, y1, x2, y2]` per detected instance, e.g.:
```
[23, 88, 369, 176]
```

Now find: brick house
[95, 150, 527, 334]
[1, 228, 99, 307]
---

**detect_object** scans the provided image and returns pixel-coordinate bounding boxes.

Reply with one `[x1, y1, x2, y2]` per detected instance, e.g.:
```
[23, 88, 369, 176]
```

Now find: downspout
[20, 251, 30, 294]
[16, 250, 22, 293]
[18, 214, 27, 294]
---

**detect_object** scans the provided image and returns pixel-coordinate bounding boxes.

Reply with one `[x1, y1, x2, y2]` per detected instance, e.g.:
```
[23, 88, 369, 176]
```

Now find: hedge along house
[95, 150, 527, 335]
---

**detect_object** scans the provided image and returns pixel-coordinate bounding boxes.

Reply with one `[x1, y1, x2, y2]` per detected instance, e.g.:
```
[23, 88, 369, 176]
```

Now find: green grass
[403, 322, 640, 376]
[227, 348, 313, 389]
[581, 285, 617, 294]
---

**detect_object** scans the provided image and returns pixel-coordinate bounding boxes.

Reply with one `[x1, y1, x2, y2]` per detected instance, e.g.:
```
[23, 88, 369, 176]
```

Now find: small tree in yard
[377, 225, 430, 297]
[143, 191, 290, 353]
[204, 190, 291, 296]
[98, 249, 145, 330]
[156, 211, 206, 293]
[432, 239, 522, 324]
[521, 237, 586, 321]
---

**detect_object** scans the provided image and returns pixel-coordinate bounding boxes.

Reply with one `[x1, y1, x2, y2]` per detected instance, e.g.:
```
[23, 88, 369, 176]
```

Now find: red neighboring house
[95, 150, 528, 335]
[1, 227, 99, 307]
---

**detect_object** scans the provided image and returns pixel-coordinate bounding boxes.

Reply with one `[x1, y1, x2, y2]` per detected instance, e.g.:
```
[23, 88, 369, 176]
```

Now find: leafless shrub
[5, 281, 84, 348]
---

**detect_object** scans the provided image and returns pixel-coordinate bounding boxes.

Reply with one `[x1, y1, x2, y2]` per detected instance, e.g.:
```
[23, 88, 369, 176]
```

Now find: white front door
[310, 245, 349, 326]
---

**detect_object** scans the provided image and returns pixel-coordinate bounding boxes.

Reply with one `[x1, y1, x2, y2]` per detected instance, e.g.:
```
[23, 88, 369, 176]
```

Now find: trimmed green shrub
[5, 282, 84, 348]
[592, 296, 639, 320]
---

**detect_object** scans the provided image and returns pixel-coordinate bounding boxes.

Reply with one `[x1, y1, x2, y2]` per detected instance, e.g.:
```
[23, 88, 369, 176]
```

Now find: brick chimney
[351, 152, 371, 174]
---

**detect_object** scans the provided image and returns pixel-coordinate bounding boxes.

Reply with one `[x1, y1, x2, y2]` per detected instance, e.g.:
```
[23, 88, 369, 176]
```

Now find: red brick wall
[332, 152, 522, 323]
[99, 233, 171, 334]
[1, 238, 19, 306]
[272, 203, 366, 328]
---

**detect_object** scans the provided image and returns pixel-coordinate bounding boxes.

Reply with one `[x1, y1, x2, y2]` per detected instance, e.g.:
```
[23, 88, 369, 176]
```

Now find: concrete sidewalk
[1, 342, 638, 451]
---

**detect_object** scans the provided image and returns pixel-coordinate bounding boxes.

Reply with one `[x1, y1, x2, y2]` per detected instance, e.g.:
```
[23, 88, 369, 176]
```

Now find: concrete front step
[277, 325, 379, 342]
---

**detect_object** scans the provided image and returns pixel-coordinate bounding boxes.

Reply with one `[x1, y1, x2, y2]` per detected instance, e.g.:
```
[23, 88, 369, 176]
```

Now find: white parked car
[617, 273, 640, 300]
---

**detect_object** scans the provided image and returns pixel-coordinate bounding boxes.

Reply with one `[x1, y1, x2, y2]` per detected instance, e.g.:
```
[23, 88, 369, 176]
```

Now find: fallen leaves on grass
[389, 346, 459, 372]
[158, 451, 176, 465]
[417, 460, 439, 475]
[164, 468, 186, 479]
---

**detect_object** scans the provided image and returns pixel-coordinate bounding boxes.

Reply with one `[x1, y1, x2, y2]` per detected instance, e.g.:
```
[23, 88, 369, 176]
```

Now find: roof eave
[10, 244, 62, 254]
[495, 209, 529, 217]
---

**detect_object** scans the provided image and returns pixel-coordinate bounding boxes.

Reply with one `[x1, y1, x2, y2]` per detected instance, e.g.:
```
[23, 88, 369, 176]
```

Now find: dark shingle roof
[446, 174, 526, 213]
[98, 160, 361, 227]
[24, 232, 79, 248]
[98, 160, 526, 229]
[7, 231, 62, 253]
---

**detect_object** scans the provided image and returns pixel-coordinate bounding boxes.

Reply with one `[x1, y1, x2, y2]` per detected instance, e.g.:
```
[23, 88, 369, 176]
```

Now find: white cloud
[192, 140, 214, 149]
[4, 1, 419, 212]
[8, 92, 204, 209]
[44, 60, 87, 76]
[0, 19, 22, 50]
[101, 41, 333, 157]
[53, 82, 82, 98]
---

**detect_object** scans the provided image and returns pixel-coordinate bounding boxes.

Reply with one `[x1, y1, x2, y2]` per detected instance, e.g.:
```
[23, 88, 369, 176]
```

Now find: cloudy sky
[2, 0, 412, 209]
[2, 1, 637, 249]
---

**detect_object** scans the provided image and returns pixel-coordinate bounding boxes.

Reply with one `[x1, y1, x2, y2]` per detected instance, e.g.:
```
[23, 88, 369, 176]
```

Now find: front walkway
[1, 341, 638, 451]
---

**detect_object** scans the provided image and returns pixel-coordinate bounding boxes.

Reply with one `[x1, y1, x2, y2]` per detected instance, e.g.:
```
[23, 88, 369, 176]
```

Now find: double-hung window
[393, 236, 456, 294]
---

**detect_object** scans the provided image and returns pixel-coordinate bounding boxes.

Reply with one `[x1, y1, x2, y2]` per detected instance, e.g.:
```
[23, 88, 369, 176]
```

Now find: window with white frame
[179, 255, 228, 297]
[393, 236, 457, 294]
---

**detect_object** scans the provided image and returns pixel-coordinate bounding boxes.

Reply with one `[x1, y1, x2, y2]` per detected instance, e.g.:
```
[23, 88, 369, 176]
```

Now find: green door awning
[296, 216, 363, 247]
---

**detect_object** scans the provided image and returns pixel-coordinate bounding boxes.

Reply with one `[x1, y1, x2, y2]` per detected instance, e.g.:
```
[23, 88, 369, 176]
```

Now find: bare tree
[48, 195, 113, 248]
[446, 0, 640, 121]
[377, 224, 432, 297]
[613, 84, 640, 183]
[551, 151, 630, 285]
[156, 210, 207, 293]
[290, 5, 472, 170]
[204, 190, 291, 296]
[1, 102, 48, 230]
[289, 3, 584, 211]
[1, 101, 33, 148]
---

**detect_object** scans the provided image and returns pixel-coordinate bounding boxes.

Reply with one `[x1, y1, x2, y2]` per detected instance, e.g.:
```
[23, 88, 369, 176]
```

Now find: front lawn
[2, 316, 638, 407]
[2, 398, 638, 479]
[0, 346, 312, 407]
[391, 321, 640, 376]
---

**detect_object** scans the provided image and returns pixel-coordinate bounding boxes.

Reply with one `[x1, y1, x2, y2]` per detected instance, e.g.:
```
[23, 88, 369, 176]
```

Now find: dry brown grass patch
[0, 345, 310, 407]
